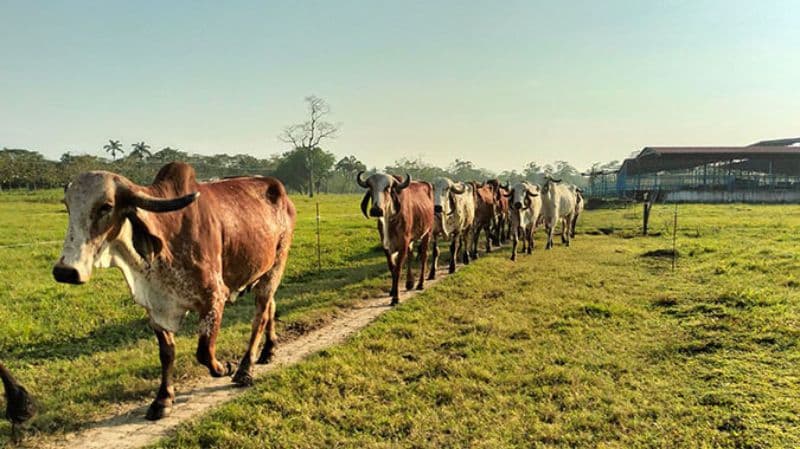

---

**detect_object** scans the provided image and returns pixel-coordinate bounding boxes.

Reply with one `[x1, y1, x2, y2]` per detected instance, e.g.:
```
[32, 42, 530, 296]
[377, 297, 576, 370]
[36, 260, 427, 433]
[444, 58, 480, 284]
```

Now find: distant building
[586, 138, 800, 203]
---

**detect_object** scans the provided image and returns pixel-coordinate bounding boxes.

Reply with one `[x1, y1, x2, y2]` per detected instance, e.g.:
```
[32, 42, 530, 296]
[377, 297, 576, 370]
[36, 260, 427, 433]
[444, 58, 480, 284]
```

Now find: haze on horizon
[1, 0, 798, 173]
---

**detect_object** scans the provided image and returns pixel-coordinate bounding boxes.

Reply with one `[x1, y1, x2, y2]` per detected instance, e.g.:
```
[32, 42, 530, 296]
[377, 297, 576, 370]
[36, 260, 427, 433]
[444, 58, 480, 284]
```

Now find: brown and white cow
[357, 171, 434, 305]
[1, 362, 35, 433]
[53, 163, 296, 420]
[429, 177, 475, 278]
[470, 180, 499, 258]
[487, 180, 511, 246]
[506, 181, 542, 261]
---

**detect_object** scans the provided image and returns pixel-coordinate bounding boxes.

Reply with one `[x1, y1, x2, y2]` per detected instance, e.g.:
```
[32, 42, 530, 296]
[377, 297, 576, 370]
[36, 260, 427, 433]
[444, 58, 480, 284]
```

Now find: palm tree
[103, 140, 124, 160]
[129, 141, 152, 161]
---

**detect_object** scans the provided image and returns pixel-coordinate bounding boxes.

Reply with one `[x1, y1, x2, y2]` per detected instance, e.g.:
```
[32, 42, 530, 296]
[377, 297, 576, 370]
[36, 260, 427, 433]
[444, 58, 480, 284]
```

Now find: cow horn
[360, 191, 371, 219]
[450, 182, 466, 194]
[356, 171, 369, 188]
[394, 173, 411, 191]
[526, 188, 539, 197]
[504, 189, 513, 198]
[130, 191, 200, 213]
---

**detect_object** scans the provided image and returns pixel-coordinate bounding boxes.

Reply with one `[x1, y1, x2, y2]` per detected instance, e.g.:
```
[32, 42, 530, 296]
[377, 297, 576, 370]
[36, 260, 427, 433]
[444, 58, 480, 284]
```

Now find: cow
[540, 177, 577, 249]
[1, 363, 35, 438]
[568, 185, 584, 238]
[53, 163, 296, 420]
[357, 171, 434, 305]
[470, 180, 499, 258]
[506, 181, 542, 261]
[492, 181, 511, 246]
[429, 177, 475, 278]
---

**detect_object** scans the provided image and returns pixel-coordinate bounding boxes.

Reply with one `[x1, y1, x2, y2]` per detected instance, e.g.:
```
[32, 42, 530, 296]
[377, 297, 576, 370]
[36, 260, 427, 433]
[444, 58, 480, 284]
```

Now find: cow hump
[151, 162, 198, 196]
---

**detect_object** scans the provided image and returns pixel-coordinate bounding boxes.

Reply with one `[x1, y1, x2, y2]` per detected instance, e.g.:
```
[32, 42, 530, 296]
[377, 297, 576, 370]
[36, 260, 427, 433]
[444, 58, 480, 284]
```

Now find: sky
[1, 0, 799, 172]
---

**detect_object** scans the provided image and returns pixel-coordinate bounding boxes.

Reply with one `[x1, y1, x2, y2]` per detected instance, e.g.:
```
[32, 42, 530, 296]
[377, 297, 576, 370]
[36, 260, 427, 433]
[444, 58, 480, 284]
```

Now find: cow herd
[2, 162, 583, 430]
[356, 171, 584, 303]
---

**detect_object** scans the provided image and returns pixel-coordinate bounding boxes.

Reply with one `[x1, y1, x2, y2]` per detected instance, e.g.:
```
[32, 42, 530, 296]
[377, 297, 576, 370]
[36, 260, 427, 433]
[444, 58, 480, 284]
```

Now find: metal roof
[619, 146, 800, 176]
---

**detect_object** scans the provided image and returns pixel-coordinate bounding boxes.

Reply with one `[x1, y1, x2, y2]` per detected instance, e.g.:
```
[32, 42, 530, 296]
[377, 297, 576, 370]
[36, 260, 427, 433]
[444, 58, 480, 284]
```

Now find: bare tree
[279, 96, 340, 197]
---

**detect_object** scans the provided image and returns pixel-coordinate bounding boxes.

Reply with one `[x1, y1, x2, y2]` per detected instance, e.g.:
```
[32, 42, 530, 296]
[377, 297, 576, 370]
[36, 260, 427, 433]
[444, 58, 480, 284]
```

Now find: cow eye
[97, 203, 113, 217]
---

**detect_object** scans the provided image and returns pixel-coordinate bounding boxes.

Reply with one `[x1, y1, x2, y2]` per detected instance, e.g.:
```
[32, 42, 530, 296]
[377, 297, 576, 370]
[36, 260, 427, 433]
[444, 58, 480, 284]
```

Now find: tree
[335, 155, 366, 175]
[279, 96, 340, 197]
[103, 140, 124, 160]
[151, 147, 188, 163]
[129, 142, 152, 161]
[273, 146, 335, 194]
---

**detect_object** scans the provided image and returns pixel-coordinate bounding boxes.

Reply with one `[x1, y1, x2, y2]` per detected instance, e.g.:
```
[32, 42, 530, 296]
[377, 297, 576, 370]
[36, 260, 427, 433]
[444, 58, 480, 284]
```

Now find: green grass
[4, 192, 800, 448]
[0, 191, 391, 443]
[150, 203, 800, 448]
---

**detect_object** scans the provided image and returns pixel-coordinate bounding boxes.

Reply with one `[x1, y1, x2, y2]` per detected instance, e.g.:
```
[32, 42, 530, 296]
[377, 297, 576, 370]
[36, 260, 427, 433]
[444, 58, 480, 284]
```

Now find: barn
[587, 138, 800, 203]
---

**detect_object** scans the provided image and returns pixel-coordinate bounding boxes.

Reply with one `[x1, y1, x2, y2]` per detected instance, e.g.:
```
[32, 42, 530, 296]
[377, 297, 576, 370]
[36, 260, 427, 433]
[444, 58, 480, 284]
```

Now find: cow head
[507, 182, 540, 210]
[432, 177, 467, 237]
[357, 171, 410, 219]
[542, 176, 562, 195]
[53, 171, 199, 284]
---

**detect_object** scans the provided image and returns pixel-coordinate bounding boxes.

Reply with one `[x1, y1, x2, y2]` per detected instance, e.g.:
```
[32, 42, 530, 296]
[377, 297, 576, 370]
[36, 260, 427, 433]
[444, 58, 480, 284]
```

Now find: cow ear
[128, 214, 163, 263]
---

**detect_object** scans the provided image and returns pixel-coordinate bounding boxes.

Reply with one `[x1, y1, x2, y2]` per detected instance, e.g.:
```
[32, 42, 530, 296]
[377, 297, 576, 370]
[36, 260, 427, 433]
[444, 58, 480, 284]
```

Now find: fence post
[672, 203, 678, 271]
[316, 201, 322, 274]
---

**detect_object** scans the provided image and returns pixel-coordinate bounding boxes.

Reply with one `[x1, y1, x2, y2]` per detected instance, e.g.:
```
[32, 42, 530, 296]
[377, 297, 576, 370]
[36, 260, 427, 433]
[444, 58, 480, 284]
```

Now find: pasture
[2, 191, 800, 448]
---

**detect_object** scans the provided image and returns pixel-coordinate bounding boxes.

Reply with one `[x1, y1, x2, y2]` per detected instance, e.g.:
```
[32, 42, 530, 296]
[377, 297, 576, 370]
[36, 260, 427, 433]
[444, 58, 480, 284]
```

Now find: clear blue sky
[1, 0, 798, 172]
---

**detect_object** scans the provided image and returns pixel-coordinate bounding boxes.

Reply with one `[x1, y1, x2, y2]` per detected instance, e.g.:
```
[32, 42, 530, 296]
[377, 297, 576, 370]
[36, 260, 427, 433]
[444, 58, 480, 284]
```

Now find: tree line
[0, 145, 594, 194]
[0, 96, 607, 194]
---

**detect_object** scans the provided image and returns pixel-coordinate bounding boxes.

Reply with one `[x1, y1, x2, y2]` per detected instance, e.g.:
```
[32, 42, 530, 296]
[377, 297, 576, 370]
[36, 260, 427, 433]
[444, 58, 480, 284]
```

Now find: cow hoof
[391, 297, 399, 306]
[415, 283, 424, 291]
[232, 370, 254, 387]
[405, 283, 414, 291]
[427, 274, 436, 281]
[448, 266, 456, 274]
[145, 401, 171, 421]
[256, 351, 274, 365]
[510, 256, 516, 262]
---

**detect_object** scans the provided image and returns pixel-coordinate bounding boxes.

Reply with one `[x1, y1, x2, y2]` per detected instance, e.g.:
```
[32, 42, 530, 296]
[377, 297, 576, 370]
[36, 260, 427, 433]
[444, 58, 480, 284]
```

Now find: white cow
[541, 177, 577, 249]
[506, 181, 542, 261]
[429, 177, 475, 278]
[567, 185, 584, 238]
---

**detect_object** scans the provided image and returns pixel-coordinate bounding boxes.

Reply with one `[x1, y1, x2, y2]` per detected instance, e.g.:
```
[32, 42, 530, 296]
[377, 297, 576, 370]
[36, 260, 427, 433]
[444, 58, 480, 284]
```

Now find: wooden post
[315, 202, 322, 273]
[672, 203, 678, 270]
[642, 191, 653, 236]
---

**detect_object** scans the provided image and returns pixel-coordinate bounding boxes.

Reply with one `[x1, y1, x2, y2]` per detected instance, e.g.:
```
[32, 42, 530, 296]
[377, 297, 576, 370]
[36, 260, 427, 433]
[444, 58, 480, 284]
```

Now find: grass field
[3, 191, 800, 447]
[0, 191, 391, 444]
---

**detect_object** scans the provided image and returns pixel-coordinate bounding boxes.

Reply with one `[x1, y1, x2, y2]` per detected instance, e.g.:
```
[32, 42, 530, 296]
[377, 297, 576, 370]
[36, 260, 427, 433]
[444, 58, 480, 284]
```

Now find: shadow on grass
[6, 258, 389, 364]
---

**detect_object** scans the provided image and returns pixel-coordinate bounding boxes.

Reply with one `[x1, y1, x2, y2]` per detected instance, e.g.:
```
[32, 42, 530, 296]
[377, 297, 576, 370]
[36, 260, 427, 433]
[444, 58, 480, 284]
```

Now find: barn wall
[666, 190, 800, 203]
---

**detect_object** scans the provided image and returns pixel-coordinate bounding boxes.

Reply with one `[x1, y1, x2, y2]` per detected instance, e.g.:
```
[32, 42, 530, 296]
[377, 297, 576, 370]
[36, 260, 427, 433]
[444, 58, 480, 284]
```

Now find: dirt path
[40, 268, 455, 449]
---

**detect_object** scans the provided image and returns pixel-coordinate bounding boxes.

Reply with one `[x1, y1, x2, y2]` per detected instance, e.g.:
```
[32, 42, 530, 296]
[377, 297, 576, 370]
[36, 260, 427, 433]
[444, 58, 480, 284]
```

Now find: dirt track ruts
[38, 265, 457, 449]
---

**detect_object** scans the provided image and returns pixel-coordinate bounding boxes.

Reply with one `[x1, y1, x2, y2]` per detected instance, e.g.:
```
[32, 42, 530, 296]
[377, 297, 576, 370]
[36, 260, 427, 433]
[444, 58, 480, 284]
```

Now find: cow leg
[146, 328, 176, 420]
[470, 227, 480, 259]
[0, 362, 36, 431]
[427, 236, 439, 281]
[546, 219, 554, 250]
[417, 234, 430, 290]
[462, 232, 471, 265]
[485, 225, 492, 253]
[510, 224, 518, 261]
[448, 233, 458, 273]
[405, 244, 415, 291]
[527, 227, 534, 254]
[392, 247, 408, 305]
[196, 301, 234, 378]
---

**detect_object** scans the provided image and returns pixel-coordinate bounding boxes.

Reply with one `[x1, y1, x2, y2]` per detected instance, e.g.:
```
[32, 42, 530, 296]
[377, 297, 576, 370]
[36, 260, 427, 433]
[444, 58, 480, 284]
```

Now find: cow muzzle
[369, 206, 384, 217]
[52, 264, 85, 285]
[434, 205, 443, 214]
[514, 202, 523, 210]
